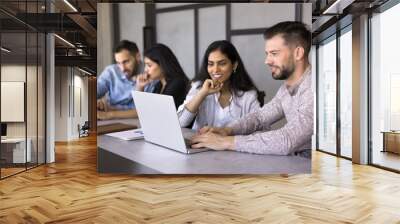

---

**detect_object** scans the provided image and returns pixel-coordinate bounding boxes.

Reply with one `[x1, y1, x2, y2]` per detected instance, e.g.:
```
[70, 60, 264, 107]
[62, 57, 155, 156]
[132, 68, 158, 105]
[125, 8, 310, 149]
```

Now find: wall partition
[152, 3, 311, 105]
[0, 1, 46, 179]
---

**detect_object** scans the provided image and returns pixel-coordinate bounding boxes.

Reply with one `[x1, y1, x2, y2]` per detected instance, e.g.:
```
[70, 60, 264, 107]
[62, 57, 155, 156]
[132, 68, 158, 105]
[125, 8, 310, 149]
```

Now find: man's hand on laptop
[198, 126, 233, 136]
[191, 132, 234, 151]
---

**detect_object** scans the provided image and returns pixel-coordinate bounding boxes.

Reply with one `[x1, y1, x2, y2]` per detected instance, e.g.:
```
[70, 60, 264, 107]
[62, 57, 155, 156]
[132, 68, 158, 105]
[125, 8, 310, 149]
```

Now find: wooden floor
[372, 150, 400, 171]
[1, 135, 400, 223]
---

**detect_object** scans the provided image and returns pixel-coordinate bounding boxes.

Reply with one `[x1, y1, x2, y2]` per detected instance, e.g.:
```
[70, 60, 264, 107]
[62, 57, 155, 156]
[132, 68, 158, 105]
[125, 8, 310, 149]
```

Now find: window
[317, 35, 337, 154]
[370, 2, 400, 171]
[339, 27, 352, 158]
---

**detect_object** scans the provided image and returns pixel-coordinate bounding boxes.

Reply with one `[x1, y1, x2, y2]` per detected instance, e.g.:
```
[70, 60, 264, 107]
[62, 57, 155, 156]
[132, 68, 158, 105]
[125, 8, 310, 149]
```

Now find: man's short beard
[131, 61, 140, 77]
[272, 57, 295, 80]
[273, 67, 293, 80]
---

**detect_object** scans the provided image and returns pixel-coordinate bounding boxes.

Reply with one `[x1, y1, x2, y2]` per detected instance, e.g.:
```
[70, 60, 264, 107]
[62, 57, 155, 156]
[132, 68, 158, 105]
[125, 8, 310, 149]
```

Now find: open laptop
[132, 91, 209, 154]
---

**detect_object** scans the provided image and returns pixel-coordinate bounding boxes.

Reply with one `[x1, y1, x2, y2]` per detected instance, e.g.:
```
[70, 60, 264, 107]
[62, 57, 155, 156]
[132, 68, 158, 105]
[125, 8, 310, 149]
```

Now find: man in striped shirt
[191, 21, 313, 156]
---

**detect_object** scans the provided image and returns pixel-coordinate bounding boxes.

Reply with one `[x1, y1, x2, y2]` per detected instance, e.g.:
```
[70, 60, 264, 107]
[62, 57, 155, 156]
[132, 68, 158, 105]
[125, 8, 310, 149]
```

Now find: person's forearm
[97, 84, 107, 99]
[184, 90, 208, 113]
[223, 136, 235, 150]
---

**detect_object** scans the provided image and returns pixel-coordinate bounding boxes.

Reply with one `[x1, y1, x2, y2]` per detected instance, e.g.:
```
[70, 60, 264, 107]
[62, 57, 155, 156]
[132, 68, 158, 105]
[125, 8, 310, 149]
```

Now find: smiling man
[97, 40, 157, 120]
[191, 21, 313, 156]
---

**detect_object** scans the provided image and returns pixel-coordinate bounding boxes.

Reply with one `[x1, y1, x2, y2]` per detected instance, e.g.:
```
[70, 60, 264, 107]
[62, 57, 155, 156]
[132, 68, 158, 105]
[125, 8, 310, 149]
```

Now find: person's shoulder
[169, 77, 188, 87]
[182, 81, 201, 96]
[176, 77, 188, 83]
[236, 89, 257, 99]
[191, 81, 202, 88]
[100, 64, 119, 77]
[298, 73, 313, 95]
[301, 72, 312, 88]
[104, 64, 118, 72]
[276, 82, 287, 95]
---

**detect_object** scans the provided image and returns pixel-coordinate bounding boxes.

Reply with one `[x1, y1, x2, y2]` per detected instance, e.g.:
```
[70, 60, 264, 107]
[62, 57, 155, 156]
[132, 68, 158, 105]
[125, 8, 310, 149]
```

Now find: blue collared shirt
[97, 64, 156, 110]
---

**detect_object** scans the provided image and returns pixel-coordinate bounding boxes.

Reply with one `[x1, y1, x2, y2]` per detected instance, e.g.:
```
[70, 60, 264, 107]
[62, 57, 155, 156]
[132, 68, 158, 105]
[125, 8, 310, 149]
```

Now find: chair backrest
[82, 121, 90, 130]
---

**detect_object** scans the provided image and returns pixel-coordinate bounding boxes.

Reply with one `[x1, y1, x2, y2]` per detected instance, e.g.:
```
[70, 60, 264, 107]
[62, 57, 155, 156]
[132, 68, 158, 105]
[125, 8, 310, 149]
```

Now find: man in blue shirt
[97, 40, 156, 120]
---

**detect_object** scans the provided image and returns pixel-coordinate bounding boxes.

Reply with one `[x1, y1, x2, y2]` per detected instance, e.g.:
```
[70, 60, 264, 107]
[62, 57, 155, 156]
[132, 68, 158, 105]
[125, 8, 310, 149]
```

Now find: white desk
[98, 134, 311, 174]
[1, 138, 31, 163]
[97, 119, 311, 174]
[98, 118, 140, 127]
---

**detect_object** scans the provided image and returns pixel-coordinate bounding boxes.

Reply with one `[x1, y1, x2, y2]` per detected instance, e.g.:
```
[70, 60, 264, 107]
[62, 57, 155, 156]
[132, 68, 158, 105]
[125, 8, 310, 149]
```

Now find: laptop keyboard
[184, 138, 192, 148]
[183, 130, 196, 148]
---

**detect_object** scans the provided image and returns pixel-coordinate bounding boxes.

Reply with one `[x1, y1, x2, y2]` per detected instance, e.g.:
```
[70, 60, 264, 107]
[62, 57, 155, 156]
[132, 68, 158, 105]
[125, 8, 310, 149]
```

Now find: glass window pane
[38, 32, 45, 165]
[1, 30, 28, 177]
[340, 28, 352, 158]
[318, 36, 337, 154]
[371, 3, 400, 171]
[27, 31, 38, 169]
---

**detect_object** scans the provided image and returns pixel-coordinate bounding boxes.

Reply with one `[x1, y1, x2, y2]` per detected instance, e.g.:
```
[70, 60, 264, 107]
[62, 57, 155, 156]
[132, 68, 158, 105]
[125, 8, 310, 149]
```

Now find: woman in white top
[177, 40, 265, 130]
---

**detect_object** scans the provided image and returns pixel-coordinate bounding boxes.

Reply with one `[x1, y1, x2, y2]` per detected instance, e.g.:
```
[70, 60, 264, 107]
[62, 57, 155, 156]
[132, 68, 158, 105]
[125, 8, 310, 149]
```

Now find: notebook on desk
[97, 123, 137, 135]
[105, 128, 144, 140]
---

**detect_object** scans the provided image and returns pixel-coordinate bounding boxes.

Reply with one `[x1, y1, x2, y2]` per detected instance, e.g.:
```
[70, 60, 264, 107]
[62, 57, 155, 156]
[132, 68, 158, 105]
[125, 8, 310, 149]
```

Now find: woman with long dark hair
[136, 43, 189, 108]
[177, 40, 265, 130]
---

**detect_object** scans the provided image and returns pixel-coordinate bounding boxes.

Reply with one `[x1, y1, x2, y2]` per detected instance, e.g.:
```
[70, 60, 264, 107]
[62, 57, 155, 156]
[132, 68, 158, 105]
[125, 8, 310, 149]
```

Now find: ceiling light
[54, 34, 75, 48]
[78, 67, 93, 76]
[323, 0, 355, 15]
[63, 0, 78, 12]
[1, 47, 11, 53]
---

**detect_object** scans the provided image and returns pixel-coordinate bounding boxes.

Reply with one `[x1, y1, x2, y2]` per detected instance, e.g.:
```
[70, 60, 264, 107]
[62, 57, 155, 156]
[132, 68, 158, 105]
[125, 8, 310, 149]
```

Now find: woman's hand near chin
[200, 79, 223, 96]
[136, 73, 151, 91]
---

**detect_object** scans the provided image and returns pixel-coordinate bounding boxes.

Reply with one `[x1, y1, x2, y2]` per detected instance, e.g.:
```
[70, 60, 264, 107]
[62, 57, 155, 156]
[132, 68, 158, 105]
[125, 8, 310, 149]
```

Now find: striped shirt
[177, 81, 261, 130]
[228, 67, 313, 155]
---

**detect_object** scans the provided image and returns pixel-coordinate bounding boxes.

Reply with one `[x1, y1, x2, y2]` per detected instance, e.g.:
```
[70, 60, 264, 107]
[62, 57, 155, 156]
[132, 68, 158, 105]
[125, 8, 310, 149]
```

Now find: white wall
[230, 3, 295, 29]
[1, 65, 37, 137]
[152, 3, 309, 105]
[112, 3, 311, 91]
[119, 3, 145, 55]
[157, 9, 195, 78]
[97, 3, 114, 74]
[98, 3, 146, 73]
[1, 63, 46, 164]
[55, 67, 89, 141]
[302, 3, 312, 27]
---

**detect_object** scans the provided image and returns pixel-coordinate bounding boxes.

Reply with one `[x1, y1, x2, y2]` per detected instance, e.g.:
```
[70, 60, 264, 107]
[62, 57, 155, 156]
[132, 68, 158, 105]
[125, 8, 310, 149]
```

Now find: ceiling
[0, 0, 97, 74]
[0, 0, 394, 74]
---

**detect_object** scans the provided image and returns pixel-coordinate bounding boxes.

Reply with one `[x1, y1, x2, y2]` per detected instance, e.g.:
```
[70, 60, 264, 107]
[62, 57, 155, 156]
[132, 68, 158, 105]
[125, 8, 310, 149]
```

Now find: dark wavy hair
[193, 40, 264, 106]
[115, 40, 139, 56]
[144, 43, 189, 85]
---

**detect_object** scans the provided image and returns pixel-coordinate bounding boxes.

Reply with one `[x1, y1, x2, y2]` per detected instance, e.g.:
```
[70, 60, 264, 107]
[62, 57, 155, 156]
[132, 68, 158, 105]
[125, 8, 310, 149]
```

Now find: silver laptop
[132, 91, 209, 154]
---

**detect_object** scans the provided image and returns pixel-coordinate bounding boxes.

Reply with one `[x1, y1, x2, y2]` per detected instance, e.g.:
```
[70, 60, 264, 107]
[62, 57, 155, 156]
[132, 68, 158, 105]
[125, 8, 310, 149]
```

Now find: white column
[46, 32, 55, 163]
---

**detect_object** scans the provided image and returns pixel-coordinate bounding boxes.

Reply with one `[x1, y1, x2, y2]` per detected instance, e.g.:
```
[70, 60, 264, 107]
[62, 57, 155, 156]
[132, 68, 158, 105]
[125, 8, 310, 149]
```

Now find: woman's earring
[233, 68, 237, 74]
